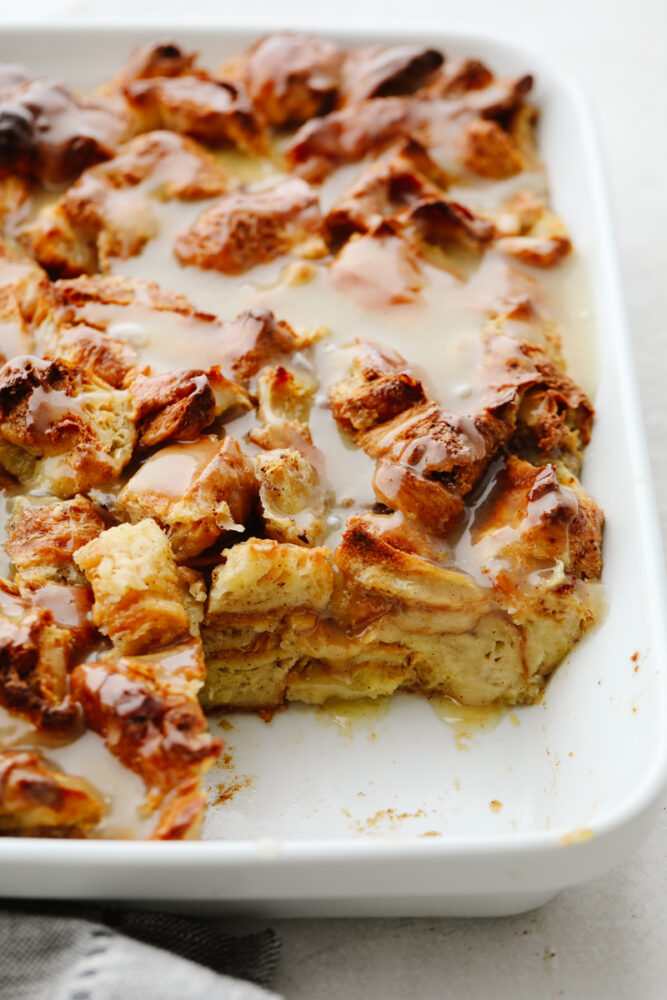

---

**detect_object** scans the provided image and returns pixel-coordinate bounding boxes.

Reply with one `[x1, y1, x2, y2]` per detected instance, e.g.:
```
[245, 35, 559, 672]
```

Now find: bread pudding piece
[332, 347, 515, 536]
[480, 334, 594, 471]
[325, 483, 601, 706]
[457, 119, 524, 180]
[96, 129, 229, 200]
[4, 496, 101, 646]
[225, 32, 346, 127]
[118, 435, 258, 561]
[35, 274, 302, 395]
[201, 538, 334, 709]
[255, 364, 315, 428]
[469, 455, 604, 589]
[328, 209, 494, 312]
[70, 637, 221, 818]
[206, 537, 334, 621]
[324, 144, 494, 253]
[461, 251, 543, 322]
[247, 364, 319, 457]
[406, 198, 496, 256]
[326, 166, 496, 311]
[326, 513, 509, 705]
[285, 71, 536, 184]
[285, 97, 419, 183]
[173, 177, 323, 274]
[492, 190, 572, 268]
[34, 290, 147, 389]
[249, 365, 326, 543]
[149, 776, 209, 841]
[324, 142, 442, 250]
[26, 131, 229, 277]
[0, 240, 51, 360]
[337, 44, 444, 107]
[121, 72, 266, 155]
[331, 334, 594, 538]
[6, 494, 106, 591]
[127, 366, 251, 449]
[226, 34, 442, 124]
[0, 69, 128, 184]
[34, 274, 226, 385]
[255, 447, 326, 546]
[418, 64, 539, 176]
[27, 187, 155, 281]
[0, 241, 50, 327]
[241, 363, 326, 542]
[329, 341, 427, 432]
[74, 518, 193, 654]
[41, 272, 208, 333]
[411, 458, 602, 702]
[216, 310, 309, 388]
[0, 580, 79, 734]
[0, 355, 135, 496]
[104, 41, 200, 92]
[0, 750, 103, 836]
[360, 398, 514, 501]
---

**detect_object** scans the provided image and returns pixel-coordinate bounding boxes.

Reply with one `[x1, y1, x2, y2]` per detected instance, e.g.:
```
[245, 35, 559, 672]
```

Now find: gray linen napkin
[0, 906, 282, 1000]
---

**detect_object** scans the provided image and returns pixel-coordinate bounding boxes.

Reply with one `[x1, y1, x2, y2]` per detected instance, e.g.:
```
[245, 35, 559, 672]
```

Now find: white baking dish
[0, 23, 665, 918]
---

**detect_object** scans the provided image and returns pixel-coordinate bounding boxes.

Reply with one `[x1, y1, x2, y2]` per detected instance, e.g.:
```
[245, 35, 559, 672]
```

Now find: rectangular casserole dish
[0, 22, 665, 918]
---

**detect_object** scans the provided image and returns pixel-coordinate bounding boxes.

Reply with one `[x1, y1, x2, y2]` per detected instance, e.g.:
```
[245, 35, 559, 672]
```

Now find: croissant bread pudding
[0, 34, 603, 839]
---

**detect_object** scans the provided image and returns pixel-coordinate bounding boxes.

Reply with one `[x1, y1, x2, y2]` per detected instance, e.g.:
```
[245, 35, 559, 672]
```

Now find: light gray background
[2, 2, 666, 997]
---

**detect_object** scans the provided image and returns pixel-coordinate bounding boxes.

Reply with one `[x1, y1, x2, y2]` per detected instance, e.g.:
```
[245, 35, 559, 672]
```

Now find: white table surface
[2, 1, 666, 996]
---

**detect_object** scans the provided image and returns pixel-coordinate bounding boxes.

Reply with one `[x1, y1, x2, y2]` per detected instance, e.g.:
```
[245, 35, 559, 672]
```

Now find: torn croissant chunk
[0, 749, 103, 836]
[118, 436, 259, 561]
[0, 72, 129, 185]
[0, 579, 80, 734]
[70, 638, 221, 823]
[6, 494, 106, 591]
[255, 447, 325, 545]
[26, 131, 229, 278]
[74, 518, 193, 654]
[173, 177, 323, 274]
[0, 355, 136, 496]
